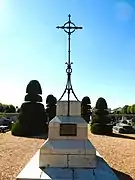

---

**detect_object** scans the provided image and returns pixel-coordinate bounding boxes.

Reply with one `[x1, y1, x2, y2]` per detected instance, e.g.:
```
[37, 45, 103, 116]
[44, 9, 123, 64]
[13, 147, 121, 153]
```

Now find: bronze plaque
[60, 123, 77, 136]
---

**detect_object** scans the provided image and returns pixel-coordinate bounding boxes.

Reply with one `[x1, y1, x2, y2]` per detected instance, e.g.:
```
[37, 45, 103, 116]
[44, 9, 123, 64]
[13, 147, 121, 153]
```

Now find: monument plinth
[39, 115, 96, 168]
[56, 100, 81, 116]
[16, 106, 118, 179]
[16, 15, 118, 180]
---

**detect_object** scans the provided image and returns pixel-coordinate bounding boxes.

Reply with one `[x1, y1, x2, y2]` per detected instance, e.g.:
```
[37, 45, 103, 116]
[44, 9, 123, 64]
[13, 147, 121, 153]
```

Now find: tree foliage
[0, 103, 16, 113]
[95, 97, 108, 110]
[46, 94, 57, 122]
[113, 104, 135, 114]
[121, 105, 128, 114]
[81, 96, 92, 123]
[26, 80, 42, 95]
[11, 80, 47, 136]
[91, 97, 112, 135]
[81, 96, 91, 105]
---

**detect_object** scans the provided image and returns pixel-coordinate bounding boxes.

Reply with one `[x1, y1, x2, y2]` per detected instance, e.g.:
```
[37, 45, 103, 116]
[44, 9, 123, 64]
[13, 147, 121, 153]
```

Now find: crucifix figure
[56, 14, 83, 116]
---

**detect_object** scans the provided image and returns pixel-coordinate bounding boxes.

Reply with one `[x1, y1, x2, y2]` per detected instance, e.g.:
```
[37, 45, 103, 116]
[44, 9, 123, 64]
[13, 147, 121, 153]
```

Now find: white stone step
[39, 139, 96, 168]
[40, 139, 96, 155]
[16, 150, 118, 180]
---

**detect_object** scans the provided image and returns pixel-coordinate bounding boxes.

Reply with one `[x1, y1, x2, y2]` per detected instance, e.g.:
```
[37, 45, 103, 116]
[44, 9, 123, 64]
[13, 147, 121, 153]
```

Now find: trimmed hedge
[26, 80, 42, 94]
[24, 94, 42, 102]
[17, 102, 47, 136]
[12, 80, 48, 137]
[91, 97, 112, 135]
[90, 123, 102, 134]
[81, 96, 92, 123]
[11, 121, 24, 136]
[46, 94, 57, 122]
[11, 119, 48, 137]
[95, 97, 108, 110]
[81, 96, 91, 105]
[91, 123, 113, 135]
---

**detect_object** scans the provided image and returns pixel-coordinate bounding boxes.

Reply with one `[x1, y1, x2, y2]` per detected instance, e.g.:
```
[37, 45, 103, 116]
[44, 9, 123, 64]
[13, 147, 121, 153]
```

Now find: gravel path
[0, 131, 135, 180]
[89, 131, 135, 180]
[0, 132, 44, 180]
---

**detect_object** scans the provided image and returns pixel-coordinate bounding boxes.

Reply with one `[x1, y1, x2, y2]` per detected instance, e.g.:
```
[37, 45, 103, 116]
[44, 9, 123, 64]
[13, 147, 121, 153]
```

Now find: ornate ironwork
[56, 14, 83, 116]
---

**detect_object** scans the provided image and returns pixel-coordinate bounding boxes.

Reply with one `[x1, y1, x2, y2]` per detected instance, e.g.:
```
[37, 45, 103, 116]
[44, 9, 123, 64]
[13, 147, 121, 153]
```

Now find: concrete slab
[39, 139, 96, 168]
[40, 139, 96, 155]
[41, 168, 73, 179]
[16, 151, 48, 180]
[68, 154, 96, 168]
[74, 169, 95, 180]
[39, 154, 67, 168]
[94, 155, 118, 180]
[16, 150, 118, 180]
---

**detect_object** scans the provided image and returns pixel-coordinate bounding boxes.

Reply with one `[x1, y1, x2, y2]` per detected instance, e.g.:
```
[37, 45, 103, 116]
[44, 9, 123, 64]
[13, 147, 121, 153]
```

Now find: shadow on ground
[105, 133, 135, 140]
[96, 156, 133, 180]
[112, 168, 133, 180]
[25, 133, 48, 139]
[11, 133, 48, 139]
[24, 134, 48, 140]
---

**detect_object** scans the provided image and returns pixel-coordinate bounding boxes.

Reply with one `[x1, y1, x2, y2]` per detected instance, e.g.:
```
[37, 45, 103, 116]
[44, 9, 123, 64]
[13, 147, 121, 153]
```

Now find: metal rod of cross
[56, 14, 83, 116]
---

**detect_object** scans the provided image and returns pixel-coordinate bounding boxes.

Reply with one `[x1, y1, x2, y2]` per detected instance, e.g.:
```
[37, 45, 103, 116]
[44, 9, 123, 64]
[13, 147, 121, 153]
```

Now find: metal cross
[56, 14, 83, 116]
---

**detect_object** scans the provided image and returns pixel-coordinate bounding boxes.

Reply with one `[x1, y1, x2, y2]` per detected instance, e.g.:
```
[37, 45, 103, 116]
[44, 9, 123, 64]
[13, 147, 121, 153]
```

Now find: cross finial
[56, 15, 83, 116]
[68, 14, 71, 21]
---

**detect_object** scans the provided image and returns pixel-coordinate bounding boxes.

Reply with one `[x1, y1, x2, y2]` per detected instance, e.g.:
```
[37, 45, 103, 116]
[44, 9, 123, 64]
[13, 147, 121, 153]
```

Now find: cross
[56, 14, 82, 35]
[56, 14, 83, 116]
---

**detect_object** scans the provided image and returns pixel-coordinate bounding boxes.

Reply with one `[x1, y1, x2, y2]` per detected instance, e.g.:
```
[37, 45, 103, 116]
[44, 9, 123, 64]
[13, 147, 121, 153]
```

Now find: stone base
[16, 151, 118, 180]
[39, 139, 96, 168]
[39, 154, 96, 168]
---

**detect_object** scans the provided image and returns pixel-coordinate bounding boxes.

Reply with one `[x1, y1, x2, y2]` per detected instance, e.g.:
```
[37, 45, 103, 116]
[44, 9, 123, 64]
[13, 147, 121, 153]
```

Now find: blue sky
[0, 0, 135, 109]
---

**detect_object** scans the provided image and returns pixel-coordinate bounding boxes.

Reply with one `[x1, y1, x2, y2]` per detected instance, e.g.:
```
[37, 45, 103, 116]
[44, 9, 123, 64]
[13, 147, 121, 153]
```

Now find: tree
[0, 103, 16, 113]
[46, 94, 57, 122]
[127, 106, 131, 114]
[12, 80, 47, 136]
[95, 97, 108, 110]
[81, 96, 92, 123]
[122, 105, 129, 114]
[0, 103, 4, 112]
[17, 108, 20, 113]
[130, 104, 135, 114]
[2, 104, 7, 112]
[91, 97, 112, 135]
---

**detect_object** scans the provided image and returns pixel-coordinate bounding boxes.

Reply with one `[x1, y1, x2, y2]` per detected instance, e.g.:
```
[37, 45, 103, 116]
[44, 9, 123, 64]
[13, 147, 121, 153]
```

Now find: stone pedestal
[16, 104, 118, 180]
[16, 150, 118, 180]
[56, 101, 81, 116]
[39, 116, 96, 168]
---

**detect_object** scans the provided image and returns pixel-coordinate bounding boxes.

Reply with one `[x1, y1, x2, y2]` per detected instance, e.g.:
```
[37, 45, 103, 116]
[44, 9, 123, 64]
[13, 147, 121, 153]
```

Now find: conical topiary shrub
[95, 97, 108, 110]
[26, 80, 42, 95]
[81, 96, 92, 123]
[12, 80, 47, 136]
[46, 94, 57, 123]
[91, 97, 112, 135]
